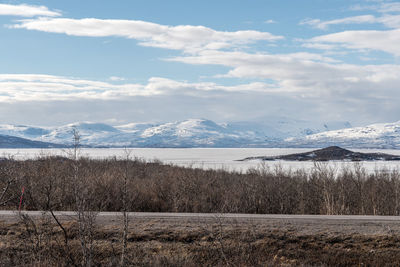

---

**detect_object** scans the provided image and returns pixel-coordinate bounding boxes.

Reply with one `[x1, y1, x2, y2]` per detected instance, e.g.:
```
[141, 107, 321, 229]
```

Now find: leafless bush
[70, 129, 98, 267]
[1, 155, 400, 215]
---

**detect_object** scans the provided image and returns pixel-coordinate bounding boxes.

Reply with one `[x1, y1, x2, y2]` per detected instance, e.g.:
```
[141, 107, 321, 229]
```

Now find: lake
[1, 148, 400, 173]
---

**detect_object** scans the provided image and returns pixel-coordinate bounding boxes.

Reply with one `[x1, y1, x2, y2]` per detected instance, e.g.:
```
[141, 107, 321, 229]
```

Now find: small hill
[0, 134, 64, 148]
[242, 146, 400, 162]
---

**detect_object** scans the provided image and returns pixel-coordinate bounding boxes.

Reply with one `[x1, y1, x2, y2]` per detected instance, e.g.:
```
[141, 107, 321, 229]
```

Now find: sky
[1, 0, 400, 126]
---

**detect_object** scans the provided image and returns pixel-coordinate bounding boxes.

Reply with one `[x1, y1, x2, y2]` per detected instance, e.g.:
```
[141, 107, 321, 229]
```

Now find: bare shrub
[2, 155, 400, 216]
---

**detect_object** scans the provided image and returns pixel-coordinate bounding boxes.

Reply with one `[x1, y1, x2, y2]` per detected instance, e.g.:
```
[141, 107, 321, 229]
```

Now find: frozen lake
[1, 148, 400, 173]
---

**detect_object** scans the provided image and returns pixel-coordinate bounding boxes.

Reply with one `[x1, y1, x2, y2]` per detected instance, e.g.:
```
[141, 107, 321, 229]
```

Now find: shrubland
[1, 155, 400, 215]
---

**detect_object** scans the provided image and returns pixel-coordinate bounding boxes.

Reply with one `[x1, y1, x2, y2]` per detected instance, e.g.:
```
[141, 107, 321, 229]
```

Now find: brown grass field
[2, 214, 400, 266]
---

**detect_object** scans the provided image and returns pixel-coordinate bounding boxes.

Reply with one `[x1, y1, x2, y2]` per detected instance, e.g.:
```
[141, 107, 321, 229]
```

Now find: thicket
[1, 155, 400, 215]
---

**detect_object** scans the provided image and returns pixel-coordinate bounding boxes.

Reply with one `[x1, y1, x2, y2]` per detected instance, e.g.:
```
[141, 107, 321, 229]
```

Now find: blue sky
[1, 0, 400, 126]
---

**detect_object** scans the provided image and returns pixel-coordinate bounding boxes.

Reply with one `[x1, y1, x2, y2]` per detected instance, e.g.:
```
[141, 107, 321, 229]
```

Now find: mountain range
[285, 121, 400, 149]
[0, 118, 399, 149]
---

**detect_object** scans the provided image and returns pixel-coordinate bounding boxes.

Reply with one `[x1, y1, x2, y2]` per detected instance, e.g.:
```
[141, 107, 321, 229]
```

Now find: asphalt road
[3, 211, 400, 235]
[1, 210, 400, 222]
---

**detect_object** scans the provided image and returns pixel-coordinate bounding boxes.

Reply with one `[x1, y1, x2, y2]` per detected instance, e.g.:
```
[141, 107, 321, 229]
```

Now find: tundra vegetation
[1, 152, 400, 266]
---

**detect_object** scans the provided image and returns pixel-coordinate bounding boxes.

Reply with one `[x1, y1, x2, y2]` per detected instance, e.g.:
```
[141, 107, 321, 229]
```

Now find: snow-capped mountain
[0, 118, 353, 148]
[0, 119, 265, 148]
[285, 121, 400, 149]
[227, 117, 352, 139]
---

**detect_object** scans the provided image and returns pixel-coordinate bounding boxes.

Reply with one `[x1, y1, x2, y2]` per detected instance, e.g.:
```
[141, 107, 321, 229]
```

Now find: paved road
[1, 210, 400, 222]
[2, 211, 400, 235]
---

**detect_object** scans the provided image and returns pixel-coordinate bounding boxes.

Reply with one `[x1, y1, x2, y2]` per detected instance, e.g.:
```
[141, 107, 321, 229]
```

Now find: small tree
[120, 148, 132, 266]
[70, 127, 97, 267]
[0, 156, 17, 207]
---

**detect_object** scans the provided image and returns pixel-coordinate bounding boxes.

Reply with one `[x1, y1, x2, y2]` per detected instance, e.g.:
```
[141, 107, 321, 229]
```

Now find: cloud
[264, 19, 277, 24]
[300, 15, 377, 30]
[109, 76, 125, 81]
[309, 29, 400, 56]
[0, 74, 311, 125]
[299, 0, 400, 56]
[0, 4, 60, 17]
[168, 50, 400, 102]
[301, 0, 400, 30]
[352, 2, 400, 13]
[378, 14, 400, 28]
[1, 72, 400, 126]
[0, 74, 281, 103]
[0, 90, 312, 126]
[11, 17, 283, 53]
[379, 2, 400, 13]
[301, 14, 400, 30]
[1, 70, 399, 126]
[0, 74, 151, 102]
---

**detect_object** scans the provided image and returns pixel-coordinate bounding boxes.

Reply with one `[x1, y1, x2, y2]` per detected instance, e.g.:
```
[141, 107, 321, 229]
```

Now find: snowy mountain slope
[41, 122, 124, 146]
[285, 121, 400, 149]
[0, 118, 354, 148]
[227, 117, 352, 139]
[115, 123, 155, 133]
[134, 119, 266, 147]
[0, 125, 52, 138]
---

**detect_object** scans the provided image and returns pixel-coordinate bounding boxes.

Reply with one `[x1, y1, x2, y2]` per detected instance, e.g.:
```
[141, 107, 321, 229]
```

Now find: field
[2, 213, 400, 266]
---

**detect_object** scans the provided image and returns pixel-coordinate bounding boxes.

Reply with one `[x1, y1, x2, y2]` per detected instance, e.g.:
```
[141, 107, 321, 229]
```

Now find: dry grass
[2, 216, 400, 266]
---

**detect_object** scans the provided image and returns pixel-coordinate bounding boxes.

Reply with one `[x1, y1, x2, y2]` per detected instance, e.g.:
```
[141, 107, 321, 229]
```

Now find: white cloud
[377, 2, 400, 13]
[0, 4, 60, 17]
[2, 71, 400, 126]
[264, 19, 277, 24]
[310, 29, 400, 56]
[302, 0, 400, 30]
[11, 17, 283, 53]
[0, 74, 150, 102]
[0, 74, 280, 103]
[300, 1, 400, 56]
[378, 14, 400, 28]
[300, 15, 377, 30]
[301, 14, 400, 30]
[168, 50, 400, 101]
